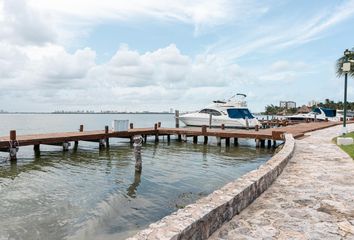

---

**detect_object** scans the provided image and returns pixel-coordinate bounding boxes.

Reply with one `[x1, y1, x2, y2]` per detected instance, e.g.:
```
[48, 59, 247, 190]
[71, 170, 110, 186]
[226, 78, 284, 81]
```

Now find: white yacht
[178, 94, 260, 128]
[285, 107, 342, 122]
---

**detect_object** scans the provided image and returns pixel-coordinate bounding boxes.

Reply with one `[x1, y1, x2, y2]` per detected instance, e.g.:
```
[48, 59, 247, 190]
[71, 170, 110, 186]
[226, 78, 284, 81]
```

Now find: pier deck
[0, 121, 343, 150]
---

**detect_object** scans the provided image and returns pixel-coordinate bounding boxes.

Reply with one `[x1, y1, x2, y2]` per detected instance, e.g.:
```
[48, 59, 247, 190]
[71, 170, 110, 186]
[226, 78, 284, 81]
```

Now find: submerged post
[133, 135, 143, 172]
[9, 130, 18, 161]
[175, 110, 180, 128]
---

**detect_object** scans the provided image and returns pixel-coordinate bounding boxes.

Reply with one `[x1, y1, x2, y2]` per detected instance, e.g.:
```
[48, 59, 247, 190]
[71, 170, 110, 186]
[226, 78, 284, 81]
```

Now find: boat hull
[179, 114, 260, 128]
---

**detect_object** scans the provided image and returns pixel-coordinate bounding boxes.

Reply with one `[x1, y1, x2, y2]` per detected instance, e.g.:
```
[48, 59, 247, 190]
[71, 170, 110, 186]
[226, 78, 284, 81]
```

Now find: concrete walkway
[209, 124, 354, 239]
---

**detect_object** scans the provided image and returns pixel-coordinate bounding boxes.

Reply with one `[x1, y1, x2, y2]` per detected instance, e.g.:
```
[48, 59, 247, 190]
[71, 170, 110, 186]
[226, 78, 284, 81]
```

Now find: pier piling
[133, 135, 143, 172]
[9, 130, 18, 161]
[175, 110, 180, 128]
[234, 138, 238, 146]
[105, 125, 110, 148]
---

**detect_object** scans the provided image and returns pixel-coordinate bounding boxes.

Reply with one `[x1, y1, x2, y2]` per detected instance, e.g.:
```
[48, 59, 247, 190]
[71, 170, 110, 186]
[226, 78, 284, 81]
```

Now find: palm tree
[336, 48, 354, 77]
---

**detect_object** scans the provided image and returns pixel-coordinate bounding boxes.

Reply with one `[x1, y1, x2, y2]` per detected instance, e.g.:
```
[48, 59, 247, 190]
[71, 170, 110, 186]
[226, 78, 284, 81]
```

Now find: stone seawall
[128, 134, 295, 240]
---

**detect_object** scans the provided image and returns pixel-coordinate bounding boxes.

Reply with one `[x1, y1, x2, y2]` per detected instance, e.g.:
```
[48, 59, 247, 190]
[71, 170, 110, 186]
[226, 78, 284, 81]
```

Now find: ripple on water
[0, 141, 273, 240]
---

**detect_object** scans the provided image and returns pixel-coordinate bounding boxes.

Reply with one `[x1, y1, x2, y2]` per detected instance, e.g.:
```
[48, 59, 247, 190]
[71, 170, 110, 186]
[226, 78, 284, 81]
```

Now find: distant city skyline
[0, 0, 354, 112]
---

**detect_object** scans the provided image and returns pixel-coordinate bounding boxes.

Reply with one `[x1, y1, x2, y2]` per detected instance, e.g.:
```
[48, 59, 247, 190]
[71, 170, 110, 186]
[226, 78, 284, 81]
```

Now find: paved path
[209, 124, 354, 239]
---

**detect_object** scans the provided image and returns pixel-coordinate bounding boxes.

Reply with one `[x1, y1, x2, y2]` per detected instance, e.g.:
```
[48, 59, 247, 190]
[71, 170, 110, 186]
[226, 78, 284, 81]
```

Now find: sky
[0, 0, 354, 112]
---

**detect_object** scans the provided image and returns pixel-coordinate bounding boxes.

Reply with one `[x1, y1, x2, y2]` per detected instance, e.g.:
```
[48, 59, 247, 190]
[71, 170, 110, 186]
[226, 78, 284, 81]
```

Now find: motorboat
[285, 107, 342, 122]
[178, 94, 260, 128]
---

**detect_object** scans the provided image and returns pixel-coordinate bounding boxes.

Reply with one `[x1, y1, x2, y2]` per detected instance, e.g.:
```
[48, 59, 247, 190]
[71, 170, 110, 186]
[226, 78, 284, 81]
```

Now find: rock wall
[128, 134, 295, 240]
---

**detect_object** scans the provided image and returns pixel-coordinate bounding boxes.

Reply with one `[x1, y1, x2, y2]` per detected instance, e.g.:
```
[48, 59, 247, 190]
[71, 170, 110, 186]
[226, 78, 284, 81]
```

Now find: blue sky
[0, 0, 354, 112]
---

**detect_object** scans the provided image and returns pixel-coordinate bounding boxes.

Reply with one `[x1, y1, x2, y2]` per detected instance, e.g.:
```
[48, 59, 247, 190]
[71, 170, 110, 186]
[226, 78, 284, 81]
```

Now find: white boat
[285, 107, 342, 122]
[178, 94, 260, 128]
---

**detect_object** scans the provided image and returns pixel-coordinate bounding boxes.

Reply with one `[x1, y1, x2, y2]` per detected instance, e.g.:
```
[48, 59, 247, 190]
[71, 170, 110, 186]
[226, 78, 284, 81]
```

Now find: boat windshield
[227, 108, 254, 119]
[313, 108, 336, 117]
[199, 109, 222, 116]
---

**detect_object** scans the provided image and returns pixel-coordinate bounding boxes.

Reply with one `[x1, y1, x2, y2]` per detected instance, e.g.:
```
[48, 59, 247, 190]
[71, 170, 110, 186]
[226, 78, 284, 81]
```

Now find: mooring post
[105, 125, 110, 148]
[133, 135, 143, 172]
[34, 144, 40, 152]
[9, 130, 18, 161]
[144, 135, 147, 143]
[221, 124, 225, 130]
[167, 135, 170, 142]
[75, 125, 84, 148]
[175, 110, 180, 128]
[130, 123, 134, 129]
[260, 139, 265, 148]
[204, 136, 208, 144]
[177, 134, 182, 142]
[209, 114, 212, 128]
[158, 122, 161, 128]
[234, 137, 238, 146]
[225, 138, 230, 147]
[193, 136, 198, 144]
[267, 139, 272, 148]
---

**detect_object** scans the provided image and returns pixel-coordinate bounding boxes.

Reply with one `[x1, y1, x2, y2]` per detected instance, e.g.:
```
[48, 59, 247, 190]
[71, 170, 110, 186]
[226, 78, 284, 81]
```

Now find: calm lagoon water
[0, 114, 274, 240]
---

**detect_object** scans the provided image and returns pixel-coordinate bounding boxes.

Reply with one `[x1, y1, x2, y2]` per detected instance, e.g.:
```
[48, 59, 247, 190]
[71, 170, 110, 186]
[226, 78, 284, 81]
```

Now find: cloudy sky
[0, 0, 354, 112]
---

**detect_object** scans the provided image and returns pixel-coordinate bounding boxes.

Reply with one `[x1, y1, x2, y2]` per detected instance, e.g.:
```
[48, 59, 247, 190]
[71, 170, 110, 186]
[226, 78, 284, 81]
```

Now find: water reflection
[0, 140, 274, 240]
[127, 170, 142, 198]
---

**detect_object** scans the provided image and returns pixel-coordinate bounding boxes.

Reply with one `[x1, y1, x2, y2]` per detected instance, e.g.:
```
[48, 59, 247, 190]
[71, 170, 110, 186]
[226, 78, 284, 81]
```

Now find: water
[0, 114, 274, 240]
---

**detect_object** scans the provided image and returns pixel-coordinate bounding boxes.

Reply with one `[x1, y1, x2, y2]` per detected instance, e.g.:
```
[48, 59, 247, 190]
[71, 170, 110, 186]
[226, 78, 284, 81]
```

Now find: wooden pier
[0, 121, 344, 161]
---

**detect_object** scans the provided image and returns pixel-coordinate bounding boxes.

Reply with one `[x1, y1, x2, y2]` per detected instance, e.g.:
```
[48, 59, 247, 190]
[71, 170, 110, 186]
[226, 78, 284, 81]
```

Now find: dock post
[221, 124, 225, 130]
[157, 122, 161, 128]
[260, 139, 265, 148]
[267, 139, 272, 148]
[167, 135, 170, 142]
[34, 144, 40, 152]
[177, 134, 182, 142]
[105, 125, 110, 148]
[175, 110, 180, 128]
[225, 138, 230, 147]
[144, 135, 147, 143]
[209, 114, 212, 128]
[204, 136, 208, 144]
[255, 125, 259, 131]
[133, 135, 143, 172]
[154, 123, 159, 142]
[75, 125, 83, 148]
[130, 123, 134, 129]
[273, 140, 277, 147]
[9, 130, 18, 161]
[193, 136, 198, 144]
[216, 137, 221, 146]
[234, 137, 238, 146]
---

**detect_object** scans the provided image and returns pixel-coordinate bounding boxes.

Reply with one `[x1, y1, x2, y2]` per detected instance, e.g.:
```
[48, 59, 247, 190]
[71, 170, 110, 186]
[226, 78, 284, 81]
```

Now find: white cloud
[0, 0, 56, 45]
[0, 42, 250, 111]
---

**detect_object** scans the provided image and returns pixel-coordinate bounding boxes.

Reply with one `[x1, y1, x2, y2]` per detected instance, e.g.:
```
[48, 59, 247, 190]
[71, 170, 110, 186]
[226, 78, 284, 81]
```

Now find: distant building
[308, 100, 319, 107]
[280, 101, 296, 109]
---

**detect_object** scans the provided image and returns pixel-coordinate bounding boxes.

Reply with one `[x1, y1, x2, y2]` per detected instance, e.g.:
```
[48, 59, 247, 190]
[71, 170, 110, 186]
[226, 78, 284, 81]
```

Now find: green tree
[336, 48, 354, 78]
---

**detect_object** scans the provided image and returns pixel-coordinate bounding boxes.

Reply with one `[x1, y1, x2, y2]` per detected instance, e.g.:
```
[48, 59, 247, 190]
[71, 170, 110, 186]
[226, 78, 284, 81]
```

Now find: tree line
[263, 99, 354, 115]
